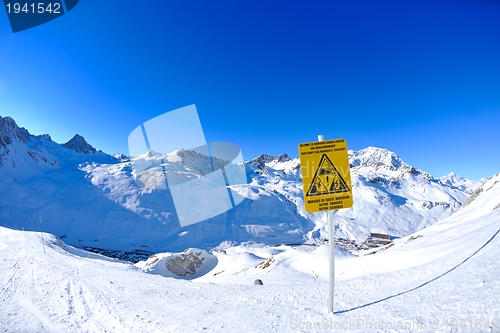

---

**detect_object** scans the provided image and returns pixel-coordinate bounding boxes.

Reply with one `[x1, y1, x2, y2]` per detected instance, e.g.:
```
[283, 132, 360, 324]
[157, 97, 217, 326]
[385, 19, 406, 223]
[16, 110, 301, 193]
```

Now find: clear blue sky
[1, 0, 499, 180]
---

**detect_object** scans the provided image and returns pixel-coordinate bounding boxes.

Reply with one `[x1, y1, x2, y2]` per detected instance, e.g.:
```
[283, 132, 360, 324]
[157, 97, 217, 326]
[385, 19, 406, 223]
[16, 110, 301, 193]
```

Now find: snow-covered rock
[136, 248, 218, 279]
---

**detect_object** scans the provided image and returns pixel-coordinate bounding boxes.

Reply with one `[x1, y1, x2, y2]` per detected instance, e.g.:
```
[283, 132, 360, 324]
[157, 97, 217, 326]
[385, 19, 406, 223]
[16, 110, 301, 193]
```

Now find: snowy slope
[1, 173, 499, 332]
[0, 116, 486, 254]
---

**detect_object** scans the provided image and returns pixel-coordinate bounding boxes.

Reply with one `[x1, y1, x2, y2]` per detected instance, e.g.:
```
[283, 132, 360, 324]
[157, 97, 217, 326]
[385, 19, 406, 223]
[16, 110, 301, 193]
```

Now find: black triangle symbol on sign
[306, 154, 350, 196]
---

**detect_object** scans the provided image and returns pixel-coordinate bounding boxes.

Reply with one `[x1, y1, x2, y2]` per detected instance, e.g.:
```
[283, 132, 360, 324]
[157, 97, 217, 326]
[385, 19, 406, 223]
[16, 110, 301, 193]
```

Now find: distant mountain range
[0, 115, 486, 252]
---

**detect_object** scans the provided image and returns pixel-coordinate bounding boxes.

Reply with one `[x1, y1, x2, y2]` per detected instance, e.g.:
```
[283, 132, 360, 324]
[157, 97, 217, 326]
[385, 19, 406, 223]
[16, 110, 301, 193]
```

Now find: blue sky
[0, 0, 499, 180]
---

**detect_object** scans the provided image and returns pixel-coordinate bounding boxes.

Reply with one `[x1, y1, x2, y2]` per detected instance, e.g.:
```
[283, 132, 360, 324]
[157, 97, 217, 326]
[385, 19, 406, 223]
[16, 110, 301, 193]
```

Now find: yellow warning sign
[298, 138, 353, 212]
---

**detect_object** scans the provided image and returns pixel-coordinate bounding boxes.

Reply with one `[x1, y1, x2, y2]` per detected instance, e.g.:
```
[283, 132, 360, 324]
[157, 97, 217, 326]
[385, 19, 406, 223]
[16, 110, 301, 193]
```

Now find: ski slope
[1, 173, 498, 332]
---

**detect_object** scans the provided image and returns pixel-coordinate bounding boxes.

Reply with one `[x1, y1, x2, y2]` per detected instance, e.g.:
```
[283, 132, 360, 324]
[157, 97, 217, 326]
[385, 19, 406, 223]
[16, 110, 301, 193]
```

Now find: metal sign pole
[328, 210, 335, 313]
[318, 134, 335, 314]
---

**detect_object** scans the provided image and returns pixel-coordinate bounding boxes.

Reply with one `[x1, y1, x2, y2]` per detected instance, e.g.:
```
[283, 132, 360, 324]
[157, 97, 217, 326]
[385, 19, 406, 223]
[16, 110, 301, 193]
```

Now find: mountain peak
[348, 146, 433, 179]
[0, 116, 31, 147]
[113, 153, 129, 161]
[439, 172, 483, 193]
[63, 134, 96, 154]
[250, 153, 291, 169]
[1, 116, 16, 128]
[439, 172, 463, 184]
[349, 146, 404, 171]
[274, 153, 291, 163]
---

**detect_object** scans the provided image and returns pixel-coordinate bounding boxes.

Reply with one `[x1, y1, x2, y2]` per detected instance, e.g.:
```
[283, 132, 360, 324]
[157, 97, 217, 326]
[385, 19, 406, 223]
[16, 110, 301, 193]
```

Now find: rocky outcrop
[0, 116, 30, 148]
[165, 248, 208, 276]
[63, 134, 97, 154]
[250, 153, 291, 169]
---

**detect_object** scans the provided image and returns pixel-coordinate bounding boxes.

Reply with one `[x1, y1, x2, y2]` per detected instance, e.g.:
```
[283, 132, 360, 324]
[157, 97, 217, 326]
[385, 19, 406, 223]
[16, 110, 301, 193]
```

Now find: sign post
[298, 136, 353, 313]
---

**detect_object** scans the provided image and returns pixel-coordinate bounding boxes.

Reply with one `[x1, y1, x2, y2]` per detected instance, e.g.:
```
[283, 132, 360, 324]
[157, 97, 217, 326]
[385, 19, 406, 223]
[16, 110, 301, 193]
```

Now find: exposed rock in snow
[136, 248, 218, 279]
[462, 172, 500, 209]
[0, 116, 60, 169]
[462, 187, 484, 208]
[250, 153, 291, 169]
[63, 134, 97, 154]
[166, 248, 208, 276]
[0, 116, 30, 147]
[33, 133, 53, 142]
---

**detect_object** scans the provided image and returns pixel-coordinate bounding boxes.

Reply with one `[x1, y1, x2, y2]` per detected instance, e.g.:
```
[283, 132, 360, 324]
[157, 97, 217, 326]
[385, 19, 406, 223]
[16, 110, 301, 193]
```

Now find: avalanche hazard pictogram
[306, 154, 350, 196]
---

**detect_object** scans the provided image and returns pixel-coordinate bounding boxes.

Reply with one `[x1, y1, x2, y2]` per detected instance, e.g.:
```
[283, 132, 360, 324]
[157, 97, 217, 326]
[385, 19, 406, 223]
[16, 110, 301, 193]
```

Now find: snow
[1, 173, 499, 332]
[1, 116, 499, 332]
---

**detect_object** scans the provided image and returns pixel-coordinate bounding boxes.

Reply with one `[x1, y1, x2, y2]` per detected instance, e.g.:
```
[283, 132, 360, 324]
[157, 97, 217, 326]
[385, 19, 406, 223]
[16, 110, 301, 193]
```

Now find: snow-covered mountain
[0, 115, 487, 253]
[438, 171, 484, 194]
